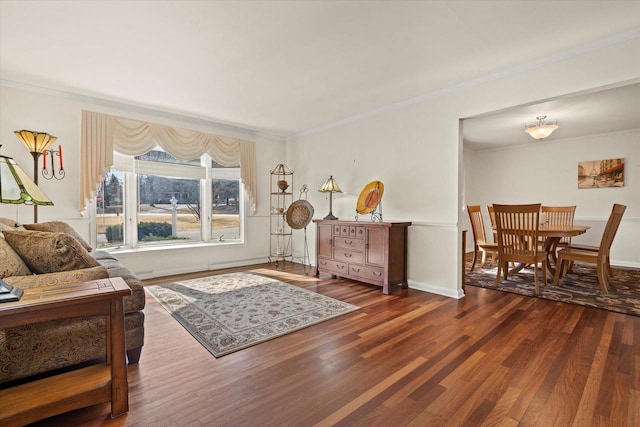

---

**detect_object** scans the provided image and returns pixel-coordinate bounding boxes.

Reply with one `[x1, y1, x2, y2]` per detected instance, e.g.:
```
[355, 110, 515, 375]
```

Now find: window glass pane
[137, 174, 202, 245]
[212, 178, 240, 241]
[96, 170, 124, 249]
[136, 149, 201, 166]
[211, 161, 241, 242]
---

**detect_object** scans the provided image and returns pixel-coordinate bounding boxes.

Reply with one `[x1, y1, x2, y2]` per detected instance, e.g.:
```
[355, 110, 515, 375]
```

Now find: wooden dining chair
[541, 205, 576, 247]
[493, 203, 546, 295]
[553, 204, 626, 294]
[467, 205, 499, 271]
[487, 205, 498, 244]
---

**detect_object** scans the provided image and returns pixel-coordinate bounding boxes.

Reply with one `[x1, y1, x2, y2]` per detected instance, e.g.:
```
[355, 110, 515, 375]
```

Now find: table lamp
[318, 175, 342, 220]
[0, 146, 54, 302]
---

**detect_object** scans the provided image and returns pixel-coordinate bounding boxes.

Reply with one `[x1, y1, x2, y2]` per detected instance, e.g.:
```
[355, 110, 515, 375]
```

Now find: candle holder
[41, 147, 65, 180]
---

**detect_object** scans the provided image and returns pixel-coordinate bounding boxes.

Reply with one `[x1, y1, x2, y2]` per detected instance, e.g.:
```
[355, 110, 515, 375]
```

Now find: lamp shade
[0, 155, 53, 205]
[524, 116, 559, 140]
[318, 176, 343, 193]
[14, 130, 57, 153]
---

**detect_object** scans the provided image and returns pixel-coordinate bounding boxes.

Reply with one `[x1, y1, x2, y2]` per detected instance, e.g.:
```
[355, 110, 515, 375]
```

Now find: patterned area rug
[465, 255, 640, 316]
[146, 272, 359, 357]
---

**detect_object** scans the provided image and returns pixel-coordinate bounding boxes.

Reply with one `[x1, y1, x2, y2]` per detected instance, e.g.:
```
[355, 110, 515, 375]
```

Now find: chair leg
[488, 251, 497, 267]
[480, 249, 487, 269]
[534, 264, 540, 295]
[470, 248, 478, 272]
[597, 259, 610, 294]
[542, 260, 547, 288]
[495, 262, 502, 286]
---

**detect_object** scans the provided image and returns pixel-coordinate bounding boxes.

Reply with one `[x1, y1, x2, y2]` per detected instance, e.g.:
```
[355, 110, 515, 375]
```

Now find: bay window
[95, 149, 243, 249]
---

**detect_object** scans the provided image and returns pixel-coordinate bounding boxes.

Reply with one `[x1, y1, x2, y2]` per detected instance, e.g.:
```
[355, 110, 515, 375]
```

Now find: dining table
[493, 224, 590, 276]
[538, 224, 590, 275]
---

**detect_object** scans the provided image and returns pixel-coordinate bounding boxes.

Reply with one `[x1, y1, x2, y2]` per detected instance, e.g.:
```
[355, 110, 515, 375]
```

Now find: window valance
[80, 111, 257, 214]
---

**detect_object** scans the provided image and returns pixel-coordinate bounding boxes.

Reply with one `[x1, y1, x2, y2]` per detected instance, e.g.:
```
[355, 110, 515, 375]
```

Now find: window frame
[95, 152, 245, 250]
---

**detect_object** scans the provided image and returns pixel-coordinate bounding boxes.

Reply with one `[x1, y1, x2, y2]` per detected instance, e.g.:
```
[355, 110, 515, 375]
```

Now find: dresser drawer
[317, 258, 347, 275]
[333, 237, 365, 251]
[348, 264, 385, 284]
[333, 249, 364, 264]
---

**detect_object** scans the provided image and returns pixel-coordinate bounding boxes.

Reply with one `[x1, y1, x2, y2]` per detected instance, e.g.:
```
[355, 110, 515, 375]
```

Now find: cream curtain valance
[80, 110, 257, 214]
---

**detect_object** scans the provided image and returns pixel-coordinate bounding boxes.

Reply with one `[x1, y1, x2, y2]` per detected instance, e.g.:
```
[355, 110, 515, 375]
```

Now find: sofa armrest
[3, 266, 109, 289]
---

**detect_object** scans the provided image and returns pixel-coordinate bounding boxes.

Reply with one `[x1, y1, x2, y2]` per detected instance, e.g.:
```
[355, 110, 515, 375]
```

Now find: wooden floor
[32, 262, 640, 427]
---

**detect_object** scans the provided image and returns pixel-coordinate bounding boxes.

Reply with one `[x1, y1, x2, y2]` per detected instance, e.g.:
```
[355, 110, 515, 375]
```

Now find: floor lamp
[14, 130, 60, 223]
[0, 147, 55, 301]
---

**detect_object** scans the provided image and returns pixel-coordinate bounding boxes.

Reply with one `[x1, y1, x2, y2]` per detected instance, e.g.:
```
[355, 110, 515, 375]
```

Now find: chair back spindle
[541, 205, 576, 246]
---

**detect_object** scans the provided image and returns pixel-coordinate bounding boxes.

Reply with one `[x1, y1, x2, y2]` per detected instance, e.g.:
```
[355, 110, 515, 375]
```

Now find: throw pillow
[2, 230, 100, 274]
[0, 235, 32, 277]
[0, 218, 26, 230]
[23, 221, 92, 252]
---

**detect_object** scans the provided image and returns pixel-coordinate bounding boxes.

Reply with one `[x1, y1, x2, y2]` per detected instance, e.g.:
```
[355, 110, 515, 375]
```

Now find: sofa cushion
[2, 230, 100, 274]
[24, 221, 92, 252]
[0, 237, 32, 277]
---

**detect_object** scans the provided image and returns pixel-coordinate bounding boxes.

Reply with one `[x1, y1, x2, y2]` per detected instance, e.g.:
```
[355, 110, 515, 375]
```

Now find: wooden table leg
[110, 298, 128, 417]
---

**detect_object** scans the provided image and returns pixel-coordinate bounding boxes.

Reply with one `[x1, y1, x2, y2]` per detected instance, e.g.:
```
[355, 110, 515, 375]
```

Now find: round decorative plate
[356, 181, 384, 214]
[286, 200, 314, 230]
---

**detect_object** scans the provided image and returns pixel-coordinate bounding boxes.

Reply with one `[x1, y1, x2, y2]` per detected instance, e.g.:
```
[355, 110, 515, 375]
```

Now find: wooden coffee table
[0, 277, 131, 425]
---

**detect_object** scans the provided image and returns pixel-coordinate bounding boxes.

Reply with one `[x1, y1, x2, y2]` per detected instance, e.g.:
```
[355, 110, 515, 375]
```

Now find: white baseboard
[134, 257, 268, 280]
[408, 280, 465, 299]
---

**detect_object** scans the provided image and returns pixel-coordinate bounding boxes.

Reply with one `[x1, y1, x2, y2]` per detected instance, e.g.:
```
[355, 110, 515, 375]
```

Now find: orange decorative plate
[356, 181, 384, 214]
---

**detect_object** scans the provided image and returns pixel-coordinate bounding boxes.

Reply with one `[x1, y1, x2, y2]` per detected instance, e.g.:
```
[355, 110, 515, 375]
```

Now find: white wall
[1, 37, 638, 291]
[465, 128, 640, 267]
[0, 84, 286, 278]
[289, 37, 640, 297]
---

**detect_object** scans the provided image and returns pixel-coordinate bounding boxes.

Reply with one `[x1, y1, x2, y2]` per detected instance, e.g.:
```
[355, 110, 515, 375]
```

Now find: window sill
[104, 240, 244, 255]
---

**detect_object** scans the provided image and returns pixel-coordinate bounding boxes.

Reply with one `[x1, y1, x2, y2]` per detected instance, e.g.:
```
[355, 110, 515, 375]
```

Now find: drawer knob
[373, 271, 382, 277]
[338, 265, 344, 269]
[352, 268, 360, 272]
[344, 253, 352, 258]
[345, 240, 352, 245]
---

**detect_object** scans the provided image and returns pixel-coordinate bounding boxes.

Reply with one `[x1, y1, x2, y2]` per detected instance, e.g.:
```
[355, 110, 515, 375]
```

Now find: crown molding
[0, 79, 286, 142]
[291, 28, 640, 139]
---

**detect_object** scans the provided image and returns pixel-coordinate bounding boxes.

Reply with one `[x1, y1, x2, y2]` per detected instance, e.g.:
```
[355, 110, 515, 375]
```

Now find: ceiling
[1, 1, 639, 142]
[463, 82, 640, 149]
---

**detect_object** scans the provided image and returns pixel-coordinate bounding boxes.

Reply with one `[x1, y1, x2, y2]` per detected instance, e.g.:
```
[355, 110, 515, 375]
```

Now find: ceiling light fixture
[524, 115, 559, 140]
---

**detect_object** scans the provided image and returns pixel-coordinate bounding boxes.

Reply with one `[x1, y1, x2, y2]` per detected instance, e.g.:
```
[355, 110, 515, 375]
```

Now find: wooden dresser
[313, 219, 411, 294]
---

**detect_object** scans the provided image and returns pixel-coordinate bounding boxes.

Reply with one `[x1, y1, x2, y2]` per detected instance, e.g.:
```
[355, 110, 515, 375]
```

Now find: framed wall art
[578, 158, 624, 189]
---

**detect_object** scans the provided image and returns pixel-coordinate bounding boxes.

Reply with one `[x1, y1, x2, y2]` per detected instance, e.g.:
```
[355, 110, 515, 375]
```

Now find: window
[95, 149, 243, 249]
[211, 160, 241, 242]
[96, 170, 125, 248]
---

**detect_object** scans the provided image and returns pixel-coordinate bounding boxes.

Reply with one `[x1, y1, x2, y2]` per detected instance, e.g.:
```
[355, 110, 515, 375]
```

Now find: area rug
[146, 272, 359, 357]
[465, 255, 640, 316]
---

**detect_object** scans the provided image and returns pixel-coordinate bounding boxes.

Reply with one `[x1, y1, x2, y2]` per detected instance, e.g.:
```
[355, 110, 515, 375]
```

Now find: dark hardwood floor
[32, 262, 640, 426]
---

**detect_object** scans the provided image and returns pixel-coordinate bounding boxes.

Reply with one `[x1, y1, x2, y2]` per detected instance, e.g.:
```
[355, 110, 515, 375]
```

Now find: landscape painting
[578, 158, 624, 189]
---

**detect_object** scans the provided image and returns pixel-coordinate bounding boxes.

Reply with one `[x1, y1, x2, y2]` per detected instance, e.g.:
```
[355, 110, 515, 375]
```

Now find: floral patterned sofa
[0, 218, 145, 385]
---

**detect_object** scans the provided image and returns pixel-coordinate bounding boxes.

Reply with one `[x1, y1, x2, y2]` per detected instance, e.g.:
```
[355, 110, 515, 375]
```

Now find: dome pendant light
[524, 115, 559, 140]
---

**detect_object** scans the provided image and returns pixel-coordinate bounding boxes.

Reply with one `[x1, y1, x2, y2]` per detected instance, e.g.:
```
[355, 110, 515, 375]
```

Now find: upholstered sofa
[0, 218, 145, 385]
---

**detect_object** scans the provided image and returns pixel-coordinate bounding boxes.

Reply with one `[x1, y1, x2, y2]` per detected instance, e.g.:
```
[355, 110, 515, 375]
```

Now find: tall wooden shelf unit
[269, 164, 293, 265]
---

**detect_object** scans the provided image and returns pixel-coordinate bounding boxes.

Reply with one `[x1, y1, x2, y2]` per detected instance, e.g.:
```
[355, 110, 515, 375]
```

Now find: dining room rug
[145, 271, 359, 357]
[465, 254, 640, 316]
